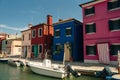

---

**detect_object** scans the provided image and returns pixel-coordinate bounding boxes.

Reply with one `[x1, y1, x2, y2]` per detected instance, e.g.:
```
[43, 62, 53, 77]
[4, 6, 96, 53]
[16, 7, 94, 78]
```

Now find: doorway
[64, 43, 71, 61]
[97, 43, 110, 64]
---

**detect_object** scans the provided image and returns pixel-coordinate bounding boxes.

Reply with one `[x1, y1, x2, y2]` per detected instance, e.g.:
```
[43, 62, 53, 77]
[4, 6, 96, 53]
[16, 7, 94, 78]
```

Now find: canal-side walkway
[7, 58, 118, 76]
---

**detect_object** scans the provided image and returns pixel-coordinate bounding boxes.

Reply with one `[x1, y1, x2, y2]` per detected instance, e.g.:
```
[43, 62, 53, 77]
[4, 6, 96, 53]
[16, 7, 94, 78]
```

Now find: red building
[31, 15, 53, 59]
[80, 0, 120, 64]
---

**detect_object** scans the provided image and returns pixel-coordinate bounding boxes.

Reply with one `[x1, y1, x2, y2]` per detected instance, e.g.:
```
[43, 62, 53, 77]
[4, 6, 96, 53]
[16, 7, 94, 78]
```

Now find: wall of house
[74, 21, 83, 61]
[53, 21, 74, 61]
[22, 29, 31, 58]
[82, 0, 120, 63]
[11, 40, 22, 55]
[53, 20, 83, 61]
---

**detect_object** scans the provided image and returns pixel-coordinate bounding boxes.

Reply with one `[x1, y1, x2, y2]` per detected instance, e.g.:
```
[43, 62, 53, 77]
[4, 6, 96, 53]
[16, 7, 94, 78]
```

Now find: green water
[0, 63, 103, 80]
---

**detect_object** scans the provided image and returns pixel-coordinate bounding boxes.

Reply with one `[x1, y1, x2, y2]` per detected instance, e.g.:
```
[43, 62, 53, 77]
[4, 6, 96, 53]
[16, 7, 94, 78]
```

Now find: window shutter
[119, 19, 120, 26]
[108, 2, 111, 10]
[85, 9, 88, 16]
[119, 0, 120, 7]
[92, 7, 95, 13]
[93, 23, 96, 32]
[85, 25, 89, 33]
[109, 20, 113, 30]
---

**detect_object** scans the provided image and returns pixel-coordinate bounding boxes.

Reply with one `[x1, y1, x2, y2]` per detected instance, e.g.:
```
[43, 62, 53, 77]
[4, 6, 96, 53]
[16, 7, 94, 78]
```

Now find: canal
[0, 63, 103, 80]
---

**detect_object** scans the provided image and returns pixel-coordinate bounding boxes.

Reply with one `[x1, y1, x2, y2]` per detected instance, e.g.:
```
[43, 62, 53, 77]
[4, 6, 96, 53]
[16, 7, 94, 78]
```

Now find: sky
[0, 0, 91, 34]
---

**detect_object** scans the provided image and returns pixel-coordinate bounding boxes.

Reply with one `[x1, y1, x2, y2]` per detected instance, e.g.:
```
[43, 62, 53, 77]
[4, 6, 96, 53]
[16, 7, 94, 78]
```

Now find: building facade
[21, 25, 31, 58]
[80, 0, 120, 64]
[52, 18, 83, 61]
[0, 33, 6, 54]
[5, 34, 22, 56]
[31, 15, 53, 59]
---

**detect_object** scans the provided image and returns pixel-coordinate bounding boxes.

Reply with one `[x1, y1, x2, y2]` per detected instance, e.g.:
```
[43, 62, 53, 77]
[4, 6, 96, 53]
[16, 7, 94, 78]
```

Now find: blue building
[52, 18, 83, 61]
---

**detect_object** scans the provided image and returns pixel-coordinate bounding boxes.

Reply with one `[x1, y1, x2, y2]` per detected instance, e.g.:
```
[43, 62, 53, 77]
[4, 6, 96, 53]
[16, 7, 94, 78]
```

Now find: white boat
[0, 58, 8, 63]
[8, 59, 21, 67]
[28, 59, 67, 78]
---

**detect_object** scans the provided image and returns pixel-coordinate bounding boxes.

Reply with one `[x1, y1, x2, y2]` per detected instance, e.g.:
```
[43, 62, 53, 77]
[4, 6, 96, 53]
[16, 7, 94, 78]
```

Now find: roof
[79, 0, 106, 7]
[31, 23, 47, 28]
[53, 18, 82, 26]
[21, 28, 31, 32]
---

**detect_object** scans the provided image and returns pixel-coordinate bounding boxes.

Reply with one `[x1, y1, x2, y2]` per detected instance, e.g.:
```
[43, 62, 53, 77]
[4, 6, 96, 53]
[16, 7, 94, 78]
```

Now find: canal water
[0, 63, 103, 80]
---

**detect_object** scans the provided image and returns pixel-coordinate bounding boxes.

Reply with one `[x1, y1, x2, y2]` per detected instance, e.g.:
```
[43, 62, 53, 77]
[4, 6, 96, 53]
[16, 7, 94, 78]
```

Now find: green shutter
[34, 45, 38, 57]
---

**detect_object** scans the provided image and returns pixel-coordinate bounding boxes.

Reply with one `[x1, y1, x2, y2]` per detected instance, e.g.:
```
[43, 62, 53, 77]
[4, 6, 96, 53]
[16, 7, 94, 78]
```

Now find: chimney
[47, 15, 52, 26]
[47, 15, 52, 35]
[28, 24, 32, 28]
[58, 19, 63, 22]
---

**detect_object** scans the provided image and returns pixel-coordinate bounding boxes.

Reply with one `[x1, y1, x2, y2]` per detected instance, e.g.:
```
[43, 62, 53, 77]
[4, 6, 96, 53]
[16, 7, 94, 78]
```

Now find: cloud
[0, 24, 27, 31]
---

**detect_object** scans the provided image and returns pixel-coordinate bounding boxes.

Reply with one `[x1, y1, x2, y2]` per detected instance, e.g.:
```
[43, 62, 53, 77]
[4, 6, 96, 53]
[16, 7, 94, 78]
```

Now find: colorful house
[52, 18, 83, 61]
[5, 34, 22, 56]
[80, 0, 120, 64]
[31, 15, 53, 59]
[21, 24, 32, 58]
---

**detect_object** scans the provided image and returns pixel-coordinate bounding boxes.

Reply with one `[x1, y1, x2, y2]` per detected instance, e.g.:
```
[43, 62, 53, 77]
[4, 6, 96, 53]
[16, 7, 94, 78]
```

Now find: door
[64, 44, 70, 61]
[34, 45, 38, 58]
[97, 43, 110, 64]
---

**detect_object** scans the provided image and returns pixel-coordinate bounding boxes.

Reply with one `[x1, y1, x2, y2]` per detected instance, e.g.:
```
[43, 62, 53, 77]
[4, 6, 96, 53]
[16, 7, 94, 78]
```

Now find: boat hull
[8, 60, 21, 67]
[0, 58, 8, 63]
[30, 65, 67, 78]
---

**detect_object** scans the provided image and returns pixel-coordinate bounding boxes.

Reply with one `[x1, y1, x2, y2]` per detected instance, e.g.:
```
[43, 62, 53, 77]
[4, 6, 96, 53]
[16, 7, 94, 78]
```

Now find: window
[32, 29, 36, 38]
[66, 27, 72, 37]
[39, 45, 42, 53]
[6, 41, 7, 44]
[108, 0, 120, 10]
[38, 28, 42, 37]
[55, 29, 60, 38]
[29, 33, 31, 40]
[110, 44, 120, 55]
[84, 6, 95, 16]
[85, 23, 96, 34]
[86, 45, 96, 55]
[22, 35, 24, 41]
[18, 48, 21, 52]
[55, 44, 62, 51]
[32, 45, 34, 52]
[109, 18, 120, 31]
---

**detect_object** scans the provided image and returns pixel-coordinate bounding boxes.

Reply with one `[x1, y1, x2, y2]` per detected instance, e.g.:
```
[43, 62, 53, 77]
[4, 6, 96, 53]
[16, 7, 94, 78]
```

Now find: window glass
[86, 45, 96, 55]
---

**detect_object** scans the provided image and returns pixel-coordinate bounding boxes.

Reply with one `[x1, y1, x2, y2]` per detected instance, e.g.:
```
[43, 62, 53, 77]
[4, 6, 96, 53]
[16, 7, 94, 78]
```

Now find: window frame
[28, 33, 31, 40]
[85, 23, 96, 34]
[86, 44, 97, 56]
[55, 29, 60, 38]
[38, 44, 43, 53]
[38, 28, 43, 37]
[110, 44, 120, 56]
[109, 18, 120, 31]
[32, 45, 34, 53]
[66, 27, 72, 37]
[55, 43, 62, 51]
[108, 0, 120, 11]
[84, 6, 95, 16]
[22, 35, 24, 41]
[32, 29, 36, 38]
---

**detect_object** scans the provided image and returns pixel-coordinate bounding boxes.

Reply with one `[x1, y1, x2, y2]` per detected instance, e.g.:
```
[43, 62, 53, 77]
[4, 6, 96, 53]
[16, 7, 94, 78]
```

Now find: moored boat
[0, 58, 8, 63]
[28, 59, 67, 78]
[8, 59, 21, 67]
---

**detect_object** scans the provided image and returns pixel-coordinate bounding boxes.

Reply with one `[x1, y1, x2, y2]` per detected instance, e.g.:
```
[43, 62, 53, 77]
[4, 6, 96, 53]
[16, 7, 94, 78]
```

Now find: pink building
[80, 0, 120, 64]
